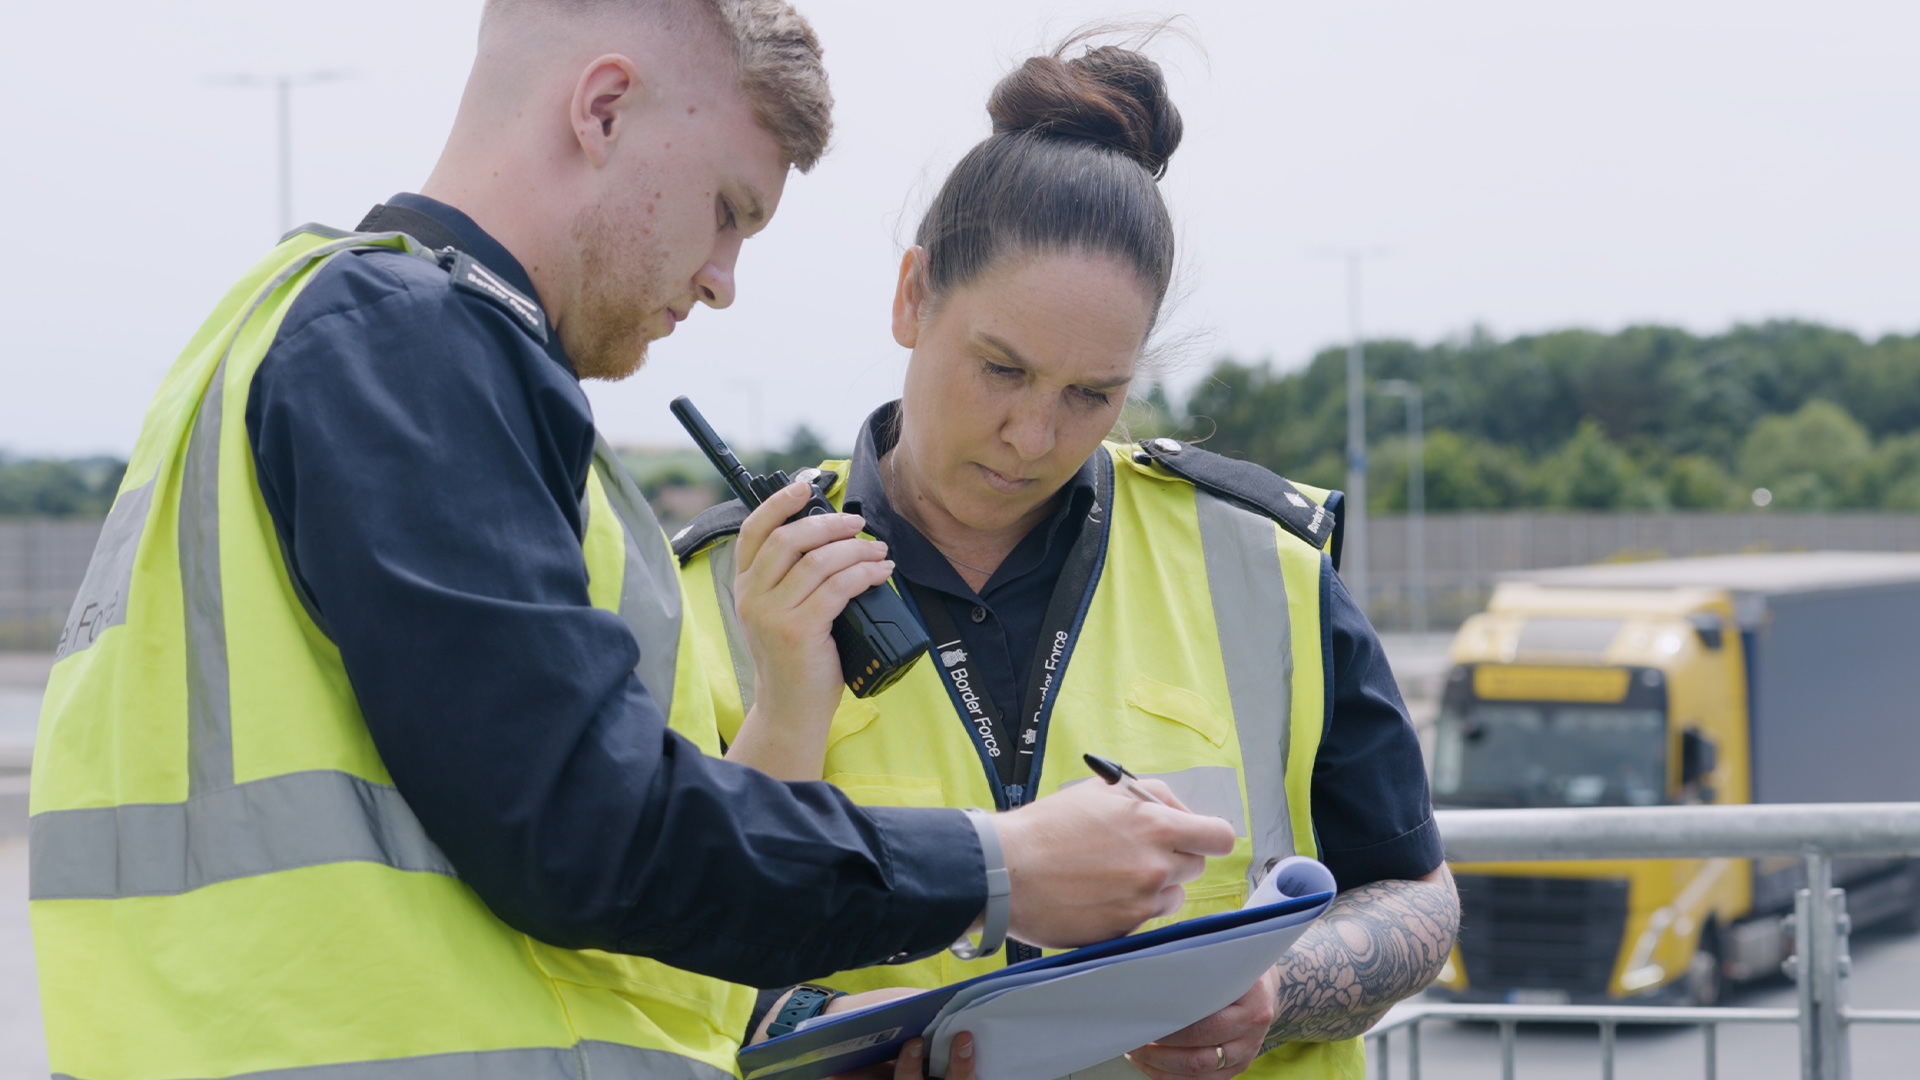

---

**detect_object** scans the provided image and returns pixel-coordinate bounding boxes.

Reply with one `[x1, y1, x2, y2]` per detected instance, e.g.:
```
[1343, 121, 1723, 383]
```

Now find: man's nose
[695, 239, 741, 310]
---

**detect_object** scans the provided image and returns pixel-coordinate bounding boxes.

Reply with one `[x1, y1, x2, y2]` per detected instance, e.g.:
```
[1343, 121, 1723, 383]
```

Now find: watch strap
[766, 984, 843, 1038]
[950, 807, 1012, 960]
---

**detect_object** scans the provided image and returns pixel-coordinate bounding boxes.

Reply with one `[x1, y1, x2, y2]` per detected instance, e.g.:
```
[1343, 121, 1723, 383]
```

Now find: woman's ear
[572, 54, 641, 168]
[891, 247, 930, 348]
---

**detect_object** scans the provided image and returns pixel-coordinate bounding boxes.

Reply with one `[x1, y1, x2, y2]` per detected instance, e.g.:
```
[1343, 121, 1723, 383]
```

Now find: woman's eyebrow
[975, 333, 1132, 390]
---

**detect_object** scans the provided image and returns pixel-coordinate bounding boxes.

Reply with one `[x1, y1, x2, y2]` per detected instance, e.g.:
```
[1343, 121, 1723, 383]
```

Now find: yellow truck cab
[1428, 551, 1920, 1006]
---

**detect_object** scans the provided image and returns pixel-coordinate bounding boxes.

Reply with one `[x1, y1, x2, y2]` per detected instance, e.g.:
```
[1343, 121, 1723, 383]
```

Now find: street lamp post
[1314, 247, 1390, 617]
[1380, 379, 1426, 634]
[210, 70, 355, 237]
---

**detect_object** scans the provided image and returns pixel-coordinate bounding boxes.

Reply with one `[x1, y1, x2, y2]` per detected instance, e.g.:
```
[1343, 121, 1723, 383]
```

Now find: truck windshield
[1431, 703, 1666, 809]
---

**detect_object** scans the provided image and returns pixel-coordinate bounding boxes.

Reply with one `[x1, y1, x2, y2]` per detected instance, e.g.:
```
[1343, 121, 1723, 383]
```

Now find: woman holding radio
[679, 34, 1458, 1079]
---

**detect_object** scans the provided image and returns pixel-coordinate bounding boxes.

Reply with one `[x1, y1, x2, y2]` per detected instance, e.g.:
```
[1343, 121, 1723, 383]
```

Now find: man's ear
[572, 54, 641, 168]
[891, 247, 932, 348]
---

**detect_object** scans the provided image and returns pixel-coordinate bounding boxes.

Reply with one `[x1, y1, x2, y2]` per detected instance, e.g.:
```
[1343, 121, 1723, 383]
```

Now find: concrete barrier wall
[8, 511, 1920, 642]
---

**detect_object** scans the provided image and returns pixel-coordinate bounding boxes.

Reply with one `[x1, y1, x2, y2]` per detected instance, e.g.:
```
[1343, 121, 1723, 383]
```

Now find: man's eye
[983, 361, 1021, 378]
[720, 200, 737, 230]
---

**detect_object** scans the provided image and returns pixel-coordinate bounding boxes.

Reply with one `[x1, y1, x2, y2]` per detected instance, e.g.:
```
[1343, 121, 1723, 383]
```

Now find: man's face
[563, 83, 788, 381]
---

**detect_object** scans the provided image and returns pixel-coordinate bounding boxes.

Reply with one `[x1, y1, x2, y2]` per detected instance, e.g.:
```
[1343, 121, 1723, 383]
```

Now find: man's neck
[420, 155, 570, 328]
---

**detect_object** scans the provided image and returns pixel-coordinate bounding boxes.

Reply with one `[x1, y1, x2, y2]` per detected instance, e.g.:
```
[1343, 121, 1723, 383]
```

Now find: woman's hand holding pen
[725, 481, 894, 780]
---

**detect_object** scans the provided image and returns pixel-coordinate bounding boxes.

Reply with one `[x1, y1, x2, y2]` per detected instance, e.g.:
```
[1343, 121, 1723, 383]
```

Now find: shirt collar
[841, 401, 1102, 588]
[379, 193, 575, 375]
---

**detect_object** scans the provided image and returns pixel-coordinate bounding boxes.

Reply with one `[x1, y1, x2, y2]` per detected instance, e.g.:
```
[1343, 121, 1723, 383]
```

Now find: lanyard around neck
[904, 453, 1111, 810]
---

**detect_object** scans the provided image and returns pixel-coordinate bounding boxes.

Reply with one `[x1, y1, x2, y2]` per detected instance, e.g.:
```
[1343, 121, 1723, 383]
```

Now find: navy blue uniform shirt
[243, 194, 984, 988]
[841, 404, 1443, 892]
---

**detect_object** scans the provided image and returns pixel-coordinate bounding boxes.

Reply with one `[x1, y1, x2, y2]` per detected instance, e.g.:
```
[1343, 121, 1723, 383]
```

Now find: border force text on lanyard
[906, 456, 1110, 812]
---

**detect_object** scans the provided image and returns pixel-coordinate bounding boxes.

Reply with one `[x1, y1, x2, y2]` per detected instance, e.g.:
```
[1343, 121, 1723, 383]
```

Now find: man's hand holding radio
[724, 481, 896, 780]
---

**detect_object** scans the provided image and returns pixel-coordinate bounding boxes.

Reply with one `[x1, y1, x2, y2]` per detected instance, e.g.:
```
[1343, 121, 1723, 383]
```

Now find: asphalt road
[0, 651, 1914, 1077]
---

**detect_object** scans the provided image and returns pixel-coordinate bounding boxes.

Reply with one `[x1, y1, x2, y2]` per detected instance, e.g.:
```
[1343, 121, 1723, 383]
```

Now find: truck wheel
[1686, 927, 1723, 1007]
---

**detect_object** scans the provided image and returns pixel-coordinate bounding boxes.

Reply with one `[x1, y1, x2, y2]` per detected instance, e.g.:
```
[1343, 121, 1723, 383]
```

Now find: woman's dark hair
[913, 32, 1184, 325]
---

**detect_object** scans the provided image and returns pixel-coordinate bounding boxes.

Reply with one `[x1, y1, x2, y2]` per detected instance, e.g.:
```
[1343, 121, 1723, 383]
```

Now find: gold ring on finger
[1215, 1045, 1227, 1071]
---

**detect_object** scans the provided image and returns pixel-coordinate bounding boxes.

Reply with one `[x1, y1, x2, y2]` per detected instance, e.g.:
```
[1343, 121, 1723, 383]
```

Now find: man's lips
[655, 306, 690, 339]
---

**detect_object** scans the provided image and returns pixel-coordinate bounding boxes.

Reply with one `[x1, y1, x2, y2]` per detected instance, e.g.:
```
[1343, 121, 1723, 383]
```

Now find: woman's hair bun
[987, 39, 1184, 180]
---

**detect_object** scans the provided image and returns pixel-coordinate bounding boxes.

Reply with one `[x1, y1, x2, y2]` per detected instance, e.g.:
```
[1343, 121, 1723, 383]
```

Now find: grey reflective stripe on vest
[703, 538, 756, 714]
[182, 358, 234, 794]
[591, 440, 682, 713]
[29, 769, 454, 900]
[53, 478, 155, 661]
[1194, 490, 1295, 883]
[175, 235, 438, 796]
[30, 234, 465, 903]
[52, 1038, 732, 1080]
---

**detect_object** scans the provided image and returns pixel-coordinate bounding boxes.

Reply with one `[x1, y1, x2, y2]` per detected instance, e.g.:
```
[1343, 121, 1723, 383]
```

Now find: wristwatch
[766, 984, 844, 1038]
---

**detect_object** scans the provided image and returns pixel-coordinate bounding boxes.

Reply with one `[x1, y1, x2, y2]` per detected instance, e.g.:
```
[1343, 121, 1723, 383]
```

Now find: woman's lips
[975, 464, 1034, 494]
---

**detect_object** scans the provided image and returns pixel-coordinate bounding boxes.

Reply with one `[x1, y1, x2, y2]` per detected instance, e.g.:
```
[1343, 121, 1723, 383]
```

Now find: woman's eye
[720, 200, 737, 230]
[1074, 386, 1112, 406]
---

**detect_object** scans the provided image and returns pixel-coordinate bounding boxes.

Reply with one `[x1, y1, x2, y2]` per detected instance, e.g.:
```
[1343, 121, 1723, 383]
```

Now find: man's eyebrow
[978, 333, 1133, 390]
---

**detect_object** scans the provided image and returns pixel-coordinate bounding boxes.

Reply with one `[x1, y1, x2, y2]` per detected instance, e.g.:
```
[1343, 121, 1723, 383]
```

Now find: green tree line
[1158, 320, 1920, 512]
[9, 321, 1916, 517]
[0, 456, 127, 517]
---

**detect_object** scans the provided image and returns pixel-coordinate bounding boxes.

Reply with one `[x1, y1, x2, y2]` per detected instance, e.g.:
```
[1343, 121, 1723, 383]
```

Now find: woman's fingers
[885, 1037, 925, 1080]
[1125, 968, 1279, 1080]
[734, 480, 820, 570]
[946, 1033, 976, 1080]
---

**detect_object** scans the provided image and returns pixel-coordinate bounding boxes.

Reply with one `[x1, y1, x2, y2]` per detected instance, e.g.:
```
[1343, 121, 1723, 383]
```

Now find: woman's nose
[1004, 401, 1057, 461]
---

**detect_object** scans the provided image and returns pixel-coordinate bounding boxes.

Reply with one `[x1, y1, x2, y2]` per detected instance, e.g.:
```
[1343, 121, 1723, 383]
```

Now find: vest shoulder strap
[668, 468, 842, 563]
[671, 500, 749, 563]
[1132, 438, 1337, 554]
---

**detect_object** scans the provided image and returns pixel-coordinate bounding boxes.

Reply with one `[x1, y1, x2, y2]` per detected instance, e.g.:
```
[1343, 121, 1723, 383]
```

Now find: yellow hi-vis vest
[679, 446, 1363, 1080]
[29, 228, 752, 1080]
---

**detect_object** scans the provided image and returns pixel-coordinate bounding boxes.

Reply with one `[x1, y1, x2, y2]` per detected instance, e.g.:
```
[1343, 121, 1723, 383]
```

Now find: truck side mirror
[1688, 612, 1725, 650]
[1681, 727, 1718, 787]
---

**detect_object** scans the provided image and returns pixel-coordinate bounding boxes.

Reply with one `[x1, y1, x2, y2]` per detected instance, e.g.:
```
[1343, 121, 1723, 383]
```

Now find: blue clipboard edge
[738, 888, 1335, 1080]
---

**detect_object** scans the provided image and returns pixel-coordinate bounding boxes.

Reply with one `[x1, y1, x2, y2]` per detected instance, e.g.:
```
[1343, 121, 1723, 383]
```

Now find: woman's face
[892, 249, 1153, 536]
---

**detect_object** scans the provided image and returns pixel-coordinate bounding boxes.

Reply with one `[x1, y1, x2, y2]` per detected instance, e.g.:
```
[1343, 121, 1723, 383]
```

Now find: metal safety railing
[1364, 803, 1920, 1080]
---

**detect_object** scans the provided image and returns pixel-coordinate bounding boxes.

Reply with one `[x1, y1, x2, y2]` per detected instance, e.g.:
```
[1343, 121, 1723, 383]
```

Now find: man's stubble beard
[561, 203, 669, 383]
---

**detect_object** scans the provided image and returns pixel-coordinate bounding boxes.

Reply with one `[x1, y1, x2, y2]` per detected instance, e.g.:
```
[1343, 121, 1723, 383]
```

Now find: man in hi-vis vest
[28, 2, 1238, 1077]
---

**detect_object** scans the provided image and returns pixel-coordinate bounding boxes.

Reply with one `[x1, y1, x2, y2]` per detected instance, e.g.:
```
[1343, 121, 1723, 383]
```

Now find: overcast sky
[2, 0, 1915, 457]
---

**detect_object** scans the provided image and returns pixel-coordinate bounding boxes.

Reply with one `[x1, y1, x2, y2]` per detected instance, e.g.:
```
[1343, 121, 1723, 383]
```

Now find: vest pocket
[825, 773, 947, 808]
[1125, 677, 1228, 747]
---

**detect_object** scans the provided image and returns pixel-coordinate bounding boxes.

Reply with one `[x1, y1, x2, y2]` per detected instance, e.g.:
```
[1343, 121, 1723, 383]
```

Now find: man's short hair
[483, 0, 833, 171]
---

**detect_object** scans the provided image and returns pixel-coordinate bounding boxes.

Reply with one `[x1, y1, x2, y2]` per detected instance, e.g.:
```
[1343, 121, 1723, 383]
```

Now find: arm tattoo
[1262, 870, 1461, 1047]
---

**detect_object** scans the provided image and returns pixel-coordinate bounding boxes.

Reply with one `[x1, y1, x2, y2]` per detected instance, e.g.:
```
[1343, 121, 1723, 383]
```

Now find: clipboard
[739, 857, 1336, 1080]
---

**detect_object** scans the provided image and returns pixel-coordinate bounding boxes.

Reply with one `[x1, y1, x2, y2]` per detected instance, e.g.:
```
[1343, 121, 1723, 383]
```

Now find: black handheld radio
[670, 396, 930, 698]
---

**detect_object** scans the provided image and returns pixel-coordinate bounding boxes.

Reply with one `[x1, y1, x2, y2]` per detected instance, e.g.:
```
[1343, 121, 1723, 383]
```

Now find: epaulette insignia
[1133, 438, 1337, 553]
[444, 250, 548, 343]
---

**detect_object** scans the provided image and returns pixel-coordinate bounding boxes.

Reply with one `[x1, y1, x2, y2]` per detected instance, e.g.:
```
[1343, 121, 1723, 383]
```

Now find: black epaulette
[440, 249, 548, 343]
[670, 500, 748, 563]
[668, 469, 842, 564]
[1133, 438, 1339, 557]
